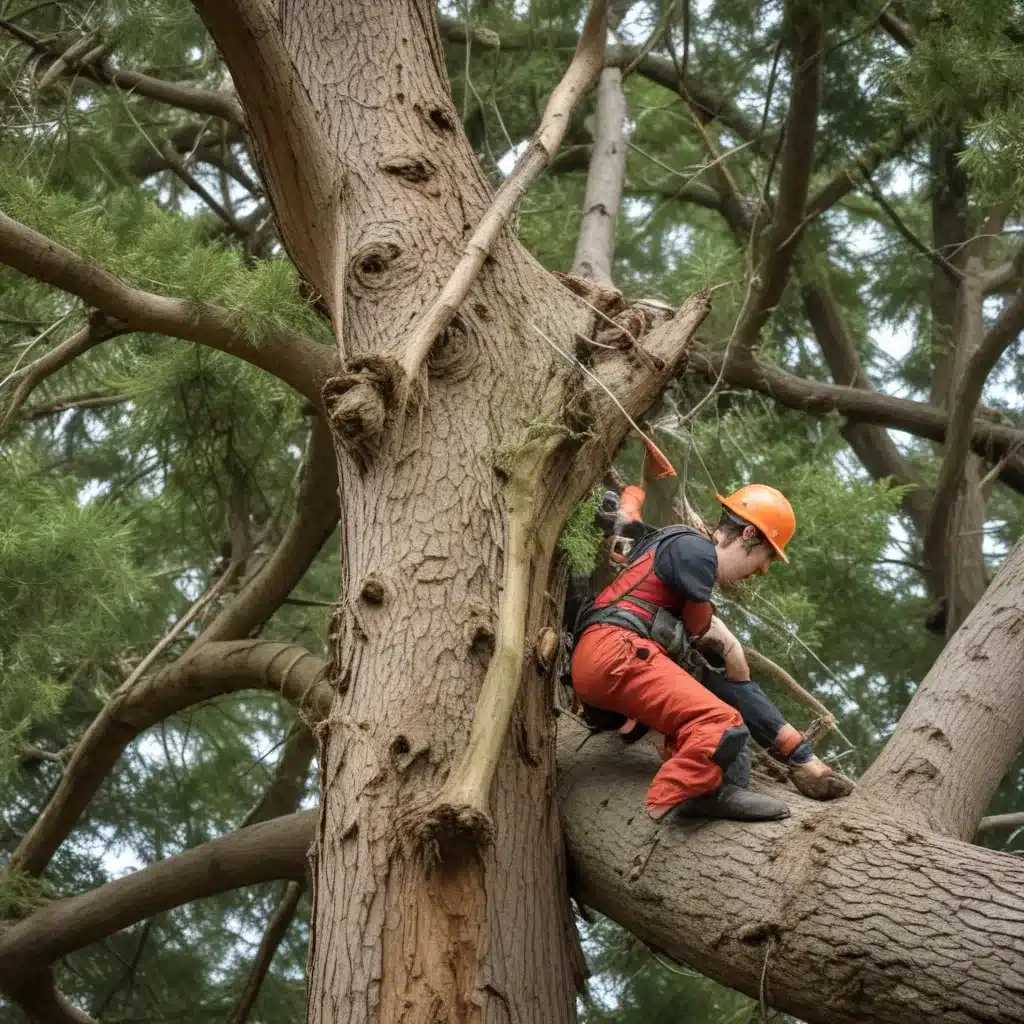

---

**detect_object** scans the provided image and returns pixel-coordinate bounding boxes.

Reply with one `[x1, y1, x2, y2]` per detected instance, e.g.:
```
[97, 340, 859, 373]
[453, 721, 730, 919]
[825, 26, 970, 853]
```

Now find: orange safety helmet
[715, 484, 795, 563]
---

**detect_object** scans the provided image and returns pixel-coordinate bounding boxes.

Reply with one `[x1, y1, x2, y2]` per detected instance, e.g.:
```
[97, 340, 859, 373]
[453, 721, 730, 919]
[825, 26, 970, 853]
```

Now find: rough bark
[190, 4, 706, 1022]
[858, 538, 1024, 840]
[558, 719, 1024, 1024]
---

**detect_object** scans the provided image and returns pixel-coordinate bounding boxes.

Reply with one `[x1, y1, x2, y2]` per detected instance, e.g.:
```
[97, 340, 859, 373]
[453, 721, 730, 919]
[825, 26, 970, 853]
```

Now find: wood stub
[321, 356, 400, 466]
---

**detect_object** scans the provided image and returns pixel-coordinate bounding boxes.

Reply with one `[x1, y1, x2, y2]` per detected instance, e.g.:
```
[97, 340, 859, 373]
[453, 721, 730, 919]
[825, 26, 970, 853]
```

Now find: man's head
[712, 485, 795, 584]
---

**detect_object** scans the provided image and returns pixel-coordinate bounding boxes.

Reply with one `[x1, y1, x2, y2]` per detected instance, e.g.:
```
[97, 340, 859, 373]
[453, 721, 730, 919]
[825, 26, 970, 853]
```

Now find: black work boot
[675, 783, 791, 822]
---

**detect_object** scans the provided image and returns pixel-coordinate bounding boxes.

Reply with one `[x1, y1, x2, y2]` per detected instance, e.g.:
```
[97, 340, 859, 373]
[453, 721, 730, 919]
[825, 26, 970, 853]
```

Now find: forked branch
[0, 312, 125, 436]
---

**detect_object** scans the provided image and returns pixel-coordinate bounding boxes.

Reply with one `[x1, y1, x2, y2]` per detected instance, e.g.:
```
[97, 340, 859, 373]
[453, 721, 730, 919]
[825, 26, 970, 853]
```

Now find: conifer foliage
[1, 1, 1023, 1022]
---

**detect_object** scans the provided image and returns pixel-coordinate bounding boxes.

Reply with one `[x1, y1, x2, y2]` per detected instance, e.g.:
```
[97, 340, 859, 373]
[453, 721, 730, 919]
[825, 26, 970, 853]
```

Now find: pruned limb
[227, 880, 305, 1024]
[977, 812, 1024, 833]
[0, 18, 246, 128]
[923, 285, 1024, 588]
[409, 481, 535, 852]
[0, 210, 335, 408]
[397, 0, 608, 384]
[0, 811, 314, 978]
[0, 311, 125, 435]
[8, 641, 329, 878]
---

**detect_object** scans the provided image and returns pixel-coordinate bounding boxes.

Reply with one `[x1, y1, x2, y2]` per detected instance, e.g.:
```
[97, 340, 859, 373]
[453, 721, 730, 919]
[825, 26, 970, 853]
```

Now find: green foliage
[0, 453, 157, 783]
[0, 869, 53, 919]
[559, 492, 604, 573]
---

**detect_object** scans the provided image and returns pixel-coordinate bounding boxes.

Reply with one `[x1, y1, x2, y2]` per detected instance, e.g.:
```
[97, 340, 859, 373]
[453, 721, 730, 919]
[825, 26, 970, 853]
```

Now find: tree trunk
[192, 3, 702, 1021]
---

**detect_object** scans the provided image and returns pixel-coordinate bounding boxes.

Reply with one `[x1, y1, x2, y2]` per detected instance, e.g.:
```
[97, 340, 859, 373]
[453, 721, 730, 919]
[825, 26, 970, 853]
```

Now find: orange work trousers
[571, 623, 744, 813]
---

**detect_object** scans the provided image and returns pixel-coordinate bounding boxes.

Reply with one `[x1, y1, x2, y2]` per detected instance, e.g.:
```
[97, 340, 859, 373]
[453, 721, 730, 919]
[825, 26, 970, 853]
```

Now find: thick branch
[559, 719, 1024, 1024]
[399, 0, 608, 382]
[227, 880, 305, 1024]
[8, 641, 329, 877]
[924, 285, 1024, 574]
[732, 4, 824, 354]
[570, 66, 628, 286]
[4, 971, 98, 1024]
[0, 19, 245, 128]
[0, 312, 124, 435]
[690, 344, 1024, 494]
[859, 539, 1024, 839]
[0, 211, 334, 408]
[0, 812, 314, 976]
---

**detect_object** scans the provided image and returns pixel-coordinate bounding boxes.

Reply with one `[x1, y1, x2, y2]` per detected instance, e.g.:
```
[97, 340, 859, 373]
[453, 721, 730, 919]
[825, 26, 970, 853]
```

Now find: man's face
[715, 526, 776, 583]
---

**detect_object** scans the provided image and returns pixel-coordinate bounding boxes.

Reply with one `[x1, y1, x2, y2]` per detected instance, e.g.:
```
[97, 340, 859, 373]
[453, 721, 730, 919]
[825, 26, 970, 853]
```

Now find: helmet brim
[715, 494, 790, 564]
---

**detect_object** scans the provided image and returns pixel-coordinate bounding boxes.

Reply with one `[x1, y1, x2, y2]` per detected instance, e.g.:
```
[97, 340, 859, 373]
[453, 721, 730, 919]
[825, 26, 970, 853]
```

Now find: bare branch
[227, 880, 305, 1024]
[0, 311, 124, 435]
[0, 812, 314, 976]
[732, 3, 824, 355]
[570, 66, 628, 286]
[976, 812, 1024, 833]
[689, 342, 1024, 494]
[878, 8, 918, 49]
[0, 19, 246, 128]
[804, 119, 921, 222]
[860, 170, 963, 284]
[924, 283, 1024, 583]
[8, 641, 329, 877]
[399, 0, 608, 383]
[0, 210, 335, 408]
[743, 646, 852, 748]
[22, 391, 129, 419]
[801, 278, 934, 532]
[159, 140, 248, 236]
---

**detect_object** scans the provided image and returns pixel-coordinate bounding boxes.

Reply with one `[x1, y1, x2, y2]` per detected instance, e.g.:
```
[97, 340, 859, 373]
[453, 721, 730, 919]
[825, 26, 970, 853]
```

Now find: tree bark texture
[191, 3, 702, 1022]
[858, 539, 1024, 840]
[558, 718, 1024, 1024]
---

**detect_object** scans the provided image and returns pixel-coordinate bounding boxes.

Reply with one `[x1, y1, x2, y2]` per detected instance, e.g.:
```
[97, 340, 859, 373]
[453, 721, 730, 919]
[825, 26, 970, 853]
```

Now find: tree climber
[571, 472, 854, 822]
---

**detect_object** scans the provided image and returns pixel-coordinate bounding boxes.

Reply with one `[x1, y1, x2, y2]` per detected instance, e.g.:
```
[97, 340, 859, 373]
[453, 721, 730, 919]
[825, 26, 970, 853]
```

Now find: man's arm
[697, 615, 750, 680]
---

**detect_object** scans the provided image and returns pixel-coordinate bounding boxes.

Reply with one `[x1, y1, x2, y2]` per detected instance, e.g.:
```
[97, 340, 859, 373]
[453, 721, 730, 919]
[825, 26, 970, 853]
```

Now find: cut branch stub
[321, 356, 400, 467]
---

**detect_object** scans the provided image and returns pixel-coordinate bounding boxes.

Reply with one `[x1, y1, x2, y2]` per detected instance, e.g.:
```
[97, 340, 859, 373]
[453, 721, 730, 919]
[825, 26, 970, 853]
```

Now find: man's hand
[788, 756, 856, 800]
[698, 616, 750, 680]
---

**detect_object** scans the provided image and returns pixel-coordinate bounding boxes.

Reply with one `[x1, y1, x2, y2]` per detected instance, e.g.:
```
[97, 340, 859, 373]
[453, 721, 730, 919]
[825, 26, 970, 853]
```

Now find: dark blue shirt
[631, 527, 718, 603]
